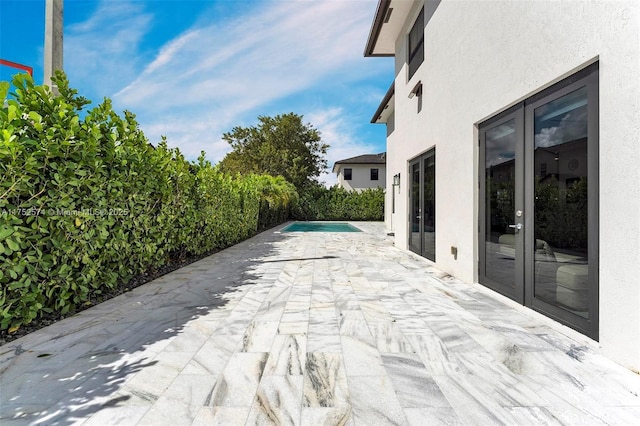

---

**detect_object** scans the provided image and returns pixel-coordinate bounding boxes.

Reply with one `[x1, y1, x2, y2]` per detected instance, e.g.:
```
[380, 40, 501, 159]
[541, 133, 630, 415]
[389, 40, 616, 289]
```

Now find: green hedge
[291, 185, 384, 221]
[0, 73, 294, 332]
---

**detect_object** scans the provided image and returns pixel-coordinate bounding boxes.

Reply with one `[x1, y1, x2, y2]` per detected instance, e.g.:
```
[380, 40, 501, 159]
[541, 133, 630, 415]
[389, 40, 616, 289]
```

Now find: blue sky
[0, 0, 393, 186]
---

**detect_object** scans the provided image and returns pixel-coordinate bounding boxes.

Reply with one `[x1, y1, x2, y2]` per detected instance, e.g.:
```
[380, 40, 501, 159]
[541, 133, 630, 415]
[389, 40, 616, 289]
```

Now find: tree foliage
[218, 113, 329, 190]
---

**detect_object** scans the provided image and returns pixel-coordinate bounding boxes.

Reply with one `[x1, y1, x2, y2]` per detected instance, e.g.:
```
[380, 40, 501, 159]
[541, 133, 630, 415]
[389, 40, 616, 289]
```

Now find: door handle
[508, 223, 523, 231]
[416, 216, 421, 220]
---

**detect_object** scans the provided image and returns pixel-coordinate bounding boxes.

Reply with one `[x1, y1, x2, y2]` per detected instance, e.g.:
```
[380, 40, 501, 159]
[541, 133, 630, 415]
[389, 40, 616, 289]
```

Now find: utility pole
[44, 0, 63, 94]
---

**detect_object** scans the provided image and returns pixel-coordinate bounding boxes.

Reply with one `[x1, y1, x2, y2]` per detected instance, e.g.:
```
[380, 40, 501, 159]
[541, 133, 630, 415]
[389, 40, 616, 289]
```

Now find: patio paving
[1, 221, 639, 425]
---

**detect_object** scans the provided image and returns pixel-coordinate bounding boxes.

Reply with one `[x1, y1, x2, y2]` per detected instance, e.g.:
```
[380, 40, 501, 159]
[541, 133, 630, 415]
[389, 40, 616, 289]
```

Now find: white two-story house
[366, 0, 640, 370]
[332, 153, 387, 192]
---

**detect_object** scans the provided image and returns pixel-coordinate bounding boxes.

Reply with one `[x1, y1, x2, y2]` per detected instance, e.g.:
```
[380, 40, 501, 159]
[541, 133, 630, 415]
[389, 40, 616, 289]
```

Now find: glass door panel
[532, 87, 590, 319]
[479, 63, 598, 339]
[409, 150, 436, 260]
[409, 160, 421, 254]
[423, 154, 436, 261]
[480, 114, 522, 299]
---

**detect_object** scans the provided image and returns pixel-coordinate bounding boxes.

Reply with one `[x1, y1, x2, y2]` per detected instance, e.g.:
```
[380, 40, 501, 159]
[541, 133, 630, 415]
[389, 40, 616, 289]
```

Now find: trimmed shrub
[0, 73, 294, 332]
[291, 185, 384, 221]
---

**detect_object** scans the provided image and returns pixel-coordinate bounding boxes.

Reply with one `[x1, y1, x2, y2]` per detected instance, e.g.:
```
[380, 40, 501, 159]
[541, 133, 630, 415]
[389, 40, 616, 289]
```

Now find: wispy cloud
[108, 0, 388, 164]
[65, 1, 153, 99]
[62, 0, 390, 174]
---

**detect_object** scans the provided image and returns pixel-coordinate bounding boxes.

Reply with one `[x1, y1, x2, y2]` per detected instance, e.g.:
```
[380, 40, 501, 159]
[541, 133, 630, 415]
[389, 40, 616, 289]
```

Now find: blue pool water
[282, 222, 361, 232]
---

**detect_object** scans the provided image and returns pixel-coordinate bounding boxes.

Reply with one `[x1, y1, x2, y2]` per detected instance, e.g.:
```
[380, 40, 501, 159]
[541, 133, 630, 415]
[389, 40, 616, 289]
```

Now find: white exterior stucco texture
[386, 1, 640, 369]
[337, 164, 386, 192]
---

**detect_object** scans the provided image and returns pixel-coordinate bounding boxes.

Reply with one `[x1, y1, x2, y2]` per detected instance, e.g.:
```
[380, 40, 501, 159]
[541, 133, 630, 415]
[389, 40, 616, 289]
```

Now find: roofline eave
[370, 82, 395, 123]
[364, 0, 392, 57]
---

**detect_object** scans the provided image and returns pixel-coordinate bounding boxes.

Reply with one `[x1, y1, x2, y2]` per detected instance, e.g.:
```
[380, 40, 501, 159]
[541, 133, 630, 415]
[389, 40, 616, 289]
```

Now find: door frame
[478, 63, 599, 340]
[408, 148, 436, 261]
[523, 68, 599, 339]
[478, 106, 525, 301]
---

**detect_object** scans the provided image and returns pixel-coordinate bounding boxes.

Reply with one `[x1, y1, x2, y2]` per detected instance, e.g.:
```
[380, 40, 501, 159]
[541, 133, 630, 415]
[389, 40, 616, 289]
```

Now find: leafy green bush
[0, 73, 294, 332]
[291, 185, 384, 221]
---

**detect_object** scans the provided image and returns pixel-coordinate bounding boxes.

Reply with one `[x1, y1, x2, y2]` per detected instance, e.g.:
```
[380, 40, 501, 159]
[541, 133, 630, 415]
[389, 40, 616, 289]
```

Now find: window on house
[408, 7, 424, 80]
[344, 168, 352, 180]
[371, 168, 379, 181]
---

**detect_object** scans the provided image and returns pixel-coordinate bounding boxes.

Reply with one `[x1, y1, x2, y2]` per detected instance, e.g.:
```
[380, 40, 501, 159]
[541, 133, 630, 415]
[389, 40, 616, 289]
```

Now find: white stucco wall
[387, 0, 640, 369]
[385, 121, 402, 233]
[336, 164, 386, 192]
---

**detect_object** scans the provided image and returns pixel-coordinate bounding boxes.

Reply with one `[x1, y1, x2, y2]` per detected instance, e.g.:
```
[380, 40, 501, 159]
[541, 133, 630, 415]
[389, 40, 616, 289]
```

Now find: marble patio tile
[369, 321, 414, 353]
[232, 295, 266, 317]
[259, 285, 291, 305]
[427, 320, 486, 352]
[300, 407, 354, 426]
[341, 336, 386, 376]
[81, 405, 150, 426]
[208, 352, 268, 407]
[136, 375, 216, 425]
[192, 406, 250, 426]
[338, 317, 372, 339]
[253, 302, 286, 323]
[182, 334, 242, 376]
[347, 375, 408, 425]
[310, 299, 335, 310]
[467, 334, 549, 376]
[541, 405, 612, 426]
[121, 351, 193, 403]
[501, 406, 564, 426]
[137, 396, 198, 425]
[162, 321, 216, 354]
[524, 371, 640, 423]
[214, 312, 255, 335]
[359, 301, 394, 322]
[308, 319, 340, 338]
[303, 352, 350, 407]
[403, 407, 462, 425]
[195, 306, 235, 321]
[278, 321, 309, 335]
[393, 317, 432, 336]
[382, 353, 451, 408]
[246, 375, 303, 425]
[309, 305, 337, 319]
[404, 334, 461, 375]
[280, 310, 310, 324]
[159, 373, 217, 405]
[499, 328, 560, 352]
[1, 372, 81, 407]
[306, 334, 343, 353]
[433, 374, 520, 425]
[263, 334, 306, 376]
[240, 321, 280, 353]
[333, 294, 360, 311]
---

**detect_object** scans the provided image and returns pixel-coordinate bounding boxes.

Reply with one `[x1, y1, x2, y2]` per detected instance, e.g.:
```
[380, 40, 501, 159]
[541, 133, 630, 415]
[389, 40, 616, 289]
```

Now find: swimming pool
[282, 222, 362, 232]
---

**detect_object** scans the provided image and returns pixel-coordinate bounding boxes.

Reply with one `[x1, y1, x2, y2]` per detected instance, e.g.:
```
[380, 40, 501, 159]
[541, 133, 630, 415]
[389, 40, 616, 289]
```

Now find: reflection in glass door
[479, 113, 523, 300]
[527, 83, 596, 329]
[479, 64, 598, 339]
[409, 149, 436, 261]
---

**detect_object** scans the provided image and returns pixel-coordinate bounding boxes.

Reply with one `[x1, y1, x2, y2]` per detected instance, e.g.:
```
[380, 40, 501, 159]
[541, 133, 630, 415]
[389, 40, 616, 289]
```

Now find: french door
[409, 149, 436, 261]
[479, 64, 599, 339]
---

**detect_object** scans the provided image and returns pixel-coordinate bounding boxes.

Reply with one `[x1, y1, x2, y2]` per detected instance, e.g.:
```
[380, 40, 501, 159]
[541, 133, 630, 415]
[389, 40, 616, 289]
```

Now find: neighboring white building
[332, 153, 386, 192]
[366, 0, 640, 370]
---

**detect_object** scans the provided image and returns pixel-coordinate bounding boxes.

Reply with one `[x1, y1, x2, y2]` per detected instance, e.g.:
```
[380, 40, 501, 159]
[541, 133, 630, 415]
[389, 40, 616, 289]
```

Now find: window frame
[407, 7, 424, 80]
[344, 168, 352, 181]
[370, 168, 379, 181]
